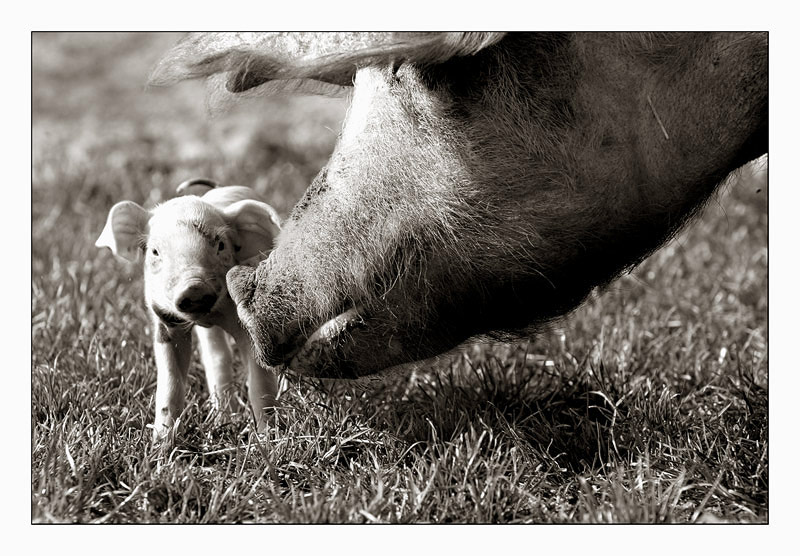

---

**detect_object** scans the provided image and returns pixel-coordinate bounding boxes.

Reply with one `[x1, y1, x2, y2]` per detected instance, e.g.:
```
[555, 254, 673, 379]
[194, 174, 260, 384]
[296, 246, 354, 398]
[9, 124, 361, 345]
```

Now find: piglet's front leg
[151, 315, 193, 442]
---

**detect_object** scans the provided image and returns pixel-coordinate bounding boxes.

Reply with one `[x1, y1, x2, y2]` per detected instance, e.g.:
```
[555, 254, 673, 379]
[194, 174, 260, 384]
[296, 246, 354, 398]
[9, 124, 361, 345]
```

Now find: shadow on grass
[316, 340, 769, 519]
[382, 353, 621, 472]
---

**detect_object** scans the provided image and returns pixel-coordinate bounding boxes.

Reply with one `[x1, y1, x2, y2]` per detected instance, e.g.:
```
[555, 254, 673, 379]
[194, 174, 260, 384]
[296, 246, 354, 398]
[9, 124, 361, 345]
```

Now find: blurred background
[33, 32, 347, 217]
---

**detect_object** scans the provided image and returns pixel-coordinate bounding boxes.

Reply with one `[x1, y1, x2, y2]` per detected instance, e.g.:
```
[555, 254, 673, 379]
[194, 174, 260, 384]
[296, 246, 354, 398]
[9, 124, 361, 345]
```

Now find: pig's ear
[222, 200, 282, 262]
[149, 32, 505, 97]
[95, 201, 149, 262]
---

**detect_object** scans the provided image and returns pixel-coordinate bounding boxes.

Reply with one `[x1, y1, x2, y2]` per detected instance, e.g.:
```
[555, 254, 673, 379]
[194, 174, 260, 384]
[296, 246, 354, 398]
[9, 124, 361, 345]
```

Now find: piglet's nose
[175, 283, 218, 314]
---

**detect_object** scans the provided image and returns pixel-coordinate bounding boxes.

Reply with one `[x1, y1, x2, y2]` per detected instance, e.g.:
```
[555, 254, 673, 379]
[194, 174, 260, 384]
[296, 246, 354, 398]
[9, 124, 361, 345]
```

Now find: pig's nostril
[176, 290, 218, 314]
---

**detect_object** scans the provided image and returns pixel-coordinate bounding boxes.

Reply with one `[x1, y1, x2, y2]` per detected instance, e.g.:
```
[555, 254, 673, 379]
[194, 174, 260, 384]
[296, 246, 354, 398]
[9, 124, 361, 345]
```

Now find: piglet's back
[201, 186, 267, 210]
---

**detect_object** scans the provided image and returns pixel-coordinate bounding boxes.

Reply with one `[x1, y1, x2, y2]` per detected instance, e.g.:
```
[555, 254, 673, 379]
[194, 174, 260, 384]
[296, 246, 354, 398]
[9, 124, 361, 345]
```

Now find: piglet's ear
[95, 201, 149, 262]
[222, 200, 282, 263]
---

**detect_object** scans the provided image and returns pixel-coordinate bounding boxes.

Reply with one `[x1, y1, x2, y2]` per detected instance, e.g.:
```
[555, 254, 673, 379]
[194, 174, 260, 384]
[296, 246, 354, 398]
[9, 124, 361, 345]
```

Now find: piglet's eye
[151, 248, 159, 257]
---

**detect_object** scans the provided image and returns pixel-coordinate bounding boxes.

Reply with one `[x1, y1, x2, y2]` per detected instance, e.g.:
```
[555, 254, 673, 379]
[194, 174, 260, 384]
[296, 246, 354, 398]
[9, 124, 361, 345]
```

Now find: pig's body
[96, 183, 282, 440]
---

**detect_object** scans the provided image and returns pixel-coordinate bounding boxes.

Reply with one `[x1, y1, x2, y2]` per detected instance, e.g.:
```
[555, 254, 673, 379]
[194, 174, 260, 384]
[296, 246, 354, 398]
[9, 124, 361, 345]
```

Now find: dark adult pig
[150, 32, 768, 379]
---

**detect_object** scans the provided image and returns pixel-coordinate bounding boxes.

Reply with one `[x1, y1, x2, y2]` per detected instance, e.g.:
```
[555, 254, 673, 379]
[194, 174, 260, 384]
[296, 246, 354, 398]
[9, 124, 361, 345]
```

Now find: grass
[31, 33, 767, 524]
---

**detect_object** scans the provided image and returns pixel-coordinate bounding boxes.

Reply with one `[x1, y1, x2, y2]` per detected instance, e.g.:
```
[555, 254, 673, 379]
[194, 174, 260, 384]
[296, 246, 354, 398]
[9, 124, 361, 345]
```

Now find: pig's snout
[175, 281, 219, 314]
[227, 265, 257, 308]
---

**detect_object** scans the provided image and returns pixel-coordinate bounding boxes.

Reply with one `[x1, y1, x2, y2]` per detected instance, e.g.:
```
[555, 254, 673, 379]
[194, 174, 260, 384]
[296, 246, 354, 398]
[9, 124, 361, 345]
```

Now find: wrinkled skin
[152, 32, 767, 379]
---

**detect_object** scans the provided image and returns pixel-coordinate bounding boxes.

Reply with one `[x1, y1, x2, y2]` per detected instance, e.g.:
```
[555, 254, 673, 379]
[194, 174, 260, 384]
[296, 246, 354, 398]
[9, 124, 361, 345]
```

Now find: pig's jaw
[227, 263, 367, 375]
[286, 307, 366, 373]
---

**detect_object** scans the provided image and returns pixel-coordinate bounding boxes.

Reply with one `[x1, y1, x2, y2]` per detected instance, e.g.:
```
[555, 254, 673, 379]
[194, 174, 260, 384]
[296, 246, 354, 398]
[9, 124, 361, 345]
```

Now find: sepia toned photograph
[32, 31, 767, 524]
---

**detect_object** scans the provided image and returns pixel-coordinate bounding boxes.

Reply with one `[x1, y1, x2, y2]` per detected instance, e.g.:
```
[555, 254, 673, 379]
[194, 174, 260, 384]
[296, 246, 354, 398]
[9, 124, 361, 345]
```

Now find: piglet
[96, 179, 282, 441]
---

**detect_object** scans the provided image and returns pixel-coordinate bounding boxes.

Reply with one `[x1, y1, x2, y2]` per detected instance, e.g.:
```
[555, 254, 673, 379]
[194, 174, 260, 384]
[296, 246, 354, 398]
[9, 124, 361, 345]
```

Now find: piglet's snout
[175, 281, 219, 314]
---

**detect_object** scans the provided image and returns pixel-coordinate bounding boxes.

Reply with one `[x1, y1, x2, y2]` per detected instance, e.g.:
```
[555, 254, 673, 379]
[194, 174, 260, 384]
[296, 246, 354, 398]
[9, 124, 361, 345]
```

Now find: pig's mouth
[284, 307, 366, 374]
[181, 307, 223, 327]
[174, 290, 229, 328]
[227, 263, 370, 376]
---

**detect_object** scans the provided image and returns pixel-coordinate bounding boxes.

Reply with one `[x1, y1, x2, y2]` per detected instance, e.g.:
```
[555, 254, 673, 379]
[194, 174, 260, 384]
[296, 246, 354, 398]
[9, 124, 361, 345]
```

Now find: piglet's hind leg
[245, 352, 279, 433]
[217, 296, 278, 432]
[231, 329, 278, 433]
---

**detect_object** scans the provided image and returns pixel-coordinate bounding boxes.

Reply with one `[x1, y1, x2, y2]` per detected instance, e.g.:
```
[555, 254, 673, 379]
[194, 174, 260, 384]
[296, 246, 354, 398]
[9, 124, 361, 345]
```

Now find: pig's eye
[151, 248, 159, 257]
[217, 241, 225, 252]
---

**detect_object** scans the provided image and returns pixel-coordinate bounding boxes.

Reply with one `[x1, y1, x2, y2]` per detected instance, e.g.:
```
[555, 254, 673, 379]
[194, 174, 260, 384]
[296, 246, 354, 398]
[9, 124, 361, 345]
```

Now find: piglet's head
[96, 187, 280, 327]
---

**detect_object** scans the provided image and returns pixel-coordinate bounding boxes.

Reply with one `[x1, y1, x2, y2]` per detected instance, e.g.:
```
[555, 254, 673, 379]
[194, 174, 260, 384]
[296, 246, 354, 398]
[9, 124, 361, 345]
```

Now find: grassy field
[31, 33, 767, 524]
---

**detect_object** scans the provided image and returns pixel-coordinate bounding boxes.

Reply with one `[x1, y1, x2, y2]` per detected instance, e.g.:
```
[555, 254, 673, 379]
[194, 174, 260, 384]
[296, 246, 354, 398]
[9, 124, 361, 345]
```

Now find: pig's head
[96, 188, 280, 328]
[150, 32, 767, 378]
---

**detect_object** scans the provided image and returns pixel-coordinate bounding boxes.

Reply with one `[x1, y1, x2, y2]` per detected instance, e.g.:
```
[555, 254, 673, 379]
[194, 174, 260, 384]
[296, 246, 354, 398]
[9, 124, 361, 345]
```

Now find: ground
[31, 32, 767, 523]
